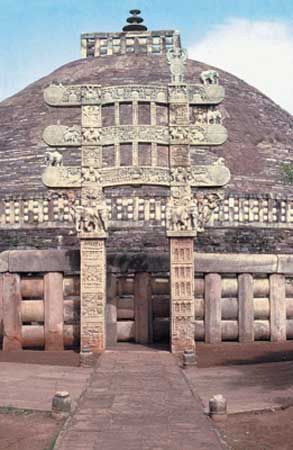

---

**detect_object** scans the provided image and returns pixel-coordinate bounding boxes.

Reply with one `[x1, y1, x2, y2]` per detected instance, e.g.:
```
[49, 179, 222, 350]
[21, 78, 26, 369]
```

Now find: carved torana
[44, 83, 225, 107]
[41, 51, 230, 355]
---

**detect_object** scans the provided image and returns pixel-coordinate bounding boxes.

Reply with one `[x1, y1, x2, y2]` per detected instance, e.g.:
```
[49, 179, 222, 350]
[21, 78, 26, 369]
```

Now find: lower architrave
[80, 238, 106, 352]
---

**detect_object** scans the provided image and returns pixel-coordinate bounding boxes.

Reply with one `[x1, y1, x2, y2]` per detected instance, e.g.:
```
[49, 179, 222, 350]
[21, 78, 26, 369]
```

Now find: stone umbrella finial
[123, 9, 148, 31]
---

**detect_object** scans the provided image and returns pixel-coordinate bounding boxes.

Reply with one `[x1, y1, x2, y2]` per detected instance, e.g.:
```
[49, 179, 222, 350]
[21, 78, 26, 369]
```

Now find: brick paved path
[55, 350, 224, 450]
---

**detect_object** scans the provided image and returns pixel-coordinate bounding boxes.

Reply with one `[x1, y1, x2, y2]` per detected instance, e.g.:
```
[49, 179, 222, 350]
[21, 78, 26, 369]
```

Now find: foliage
[281, 163, 293, 184]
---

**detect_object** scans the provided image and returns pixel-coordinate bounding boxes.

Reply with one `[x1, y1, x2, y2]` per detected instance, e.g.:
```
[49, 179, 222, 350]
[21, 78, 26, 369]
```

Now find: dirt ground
[0, 350, 80, 366]
[0, 409, 63, 450]
[196, 341, 293, 368]
[218, 407, 293, 450]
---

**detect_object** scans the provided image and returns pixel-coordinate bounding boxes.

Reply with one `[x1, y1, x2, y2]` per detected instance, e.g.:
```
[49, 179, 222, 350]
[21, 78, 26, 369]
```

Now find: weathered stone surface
[205, 273, 221, 344]
[0, 252, 9, 273]
[2, 274, 22, 351]
[134, 272, 151, 344]
[106, 272, 117, 346]
[44, 272, 64, 351]
[8, 249, 80, 273]
[170, 238, 195, 353]
[277, 255, 293, 274]
[270, 274, 286, 342]
[238, 274, 254, 343]
[196, 253, 278, 273]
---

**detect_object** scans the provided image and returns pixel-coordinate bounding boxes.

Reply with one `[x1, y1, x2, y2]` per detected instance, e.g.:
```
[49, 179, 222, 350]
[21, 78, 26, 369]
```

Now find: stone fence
[0, 250, 292, 350]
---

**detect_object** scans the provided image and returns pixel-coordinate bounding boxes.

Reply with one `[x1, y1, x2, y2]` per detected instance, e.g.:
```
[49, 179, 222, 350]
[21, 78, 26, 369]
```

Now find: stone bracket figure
[45, 150, 63, 167]
[200, 70, 219, 85]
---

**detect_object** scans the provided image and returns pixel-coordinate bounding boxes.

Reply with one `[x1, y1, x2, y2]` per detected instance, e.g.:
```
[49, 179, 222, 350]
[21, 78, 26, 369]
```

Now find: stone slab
[277, 255, 293, 274]
[8, 250, 80, 273]
[195, 253, 278, 273]
[54, 350, 224, 450]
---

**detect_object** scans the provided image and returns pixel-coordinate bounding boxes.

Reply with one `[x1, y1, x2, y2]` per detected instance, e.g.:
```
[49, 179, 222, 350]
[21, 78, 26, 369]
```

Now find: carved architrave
[80, 239, 106, 352]
[43, 125, 82, 147]
[101, 85, 168, 104]
[43, 124, 227, 147]
[44, 84, 168, 106]
[101, 126, 170, 146]
[170, 238, 195, 353]
[170, 124, 228, 145]
[81, 85, 102, 105]
[42, 164, 230, 189]
[44, 83, 225, 107]
[189, 84, 225, 105]
[98, 167, 171, 187]
[42, 166, 82, 188]
[44, 83, 82, 106]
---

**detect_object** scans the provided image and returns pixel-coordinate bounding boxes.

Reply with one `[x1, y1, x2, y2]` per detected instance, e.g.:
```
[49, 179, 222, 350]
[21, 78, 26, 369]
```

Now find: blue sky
[1, 0, 293, 113]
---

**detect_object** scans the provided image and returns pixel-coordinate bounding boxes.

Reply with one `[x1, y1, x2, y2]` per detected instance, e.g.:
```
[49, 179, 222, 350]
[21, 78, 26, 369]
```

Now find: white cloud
[189, 18, 293, 115]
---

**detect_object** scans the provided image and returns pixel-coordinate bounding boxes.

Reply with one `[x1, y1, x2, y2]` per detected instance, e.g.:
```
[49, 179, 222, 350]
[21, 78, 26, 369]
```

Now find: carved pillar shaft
[80, 239, 106, 352]
[170, 238, 195, 353]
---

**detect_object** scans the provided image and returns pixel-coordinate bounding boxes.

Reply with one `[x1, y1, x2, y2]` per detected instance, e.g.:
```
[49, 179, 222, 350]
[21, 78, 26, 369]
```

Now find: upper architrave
[44, 83, 225, 106]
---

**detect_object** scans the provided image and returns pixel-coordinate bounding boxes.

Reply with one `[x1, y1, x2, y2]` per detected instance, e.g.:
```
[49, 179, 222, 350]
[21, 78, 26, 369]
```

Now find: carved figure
[45, 150, 63, 167]
[166, 48, 188, 84]
[200, 70, 219, 85]
[63, 126, 81, 144]
[207, 109, 222, 124]
[82, 86, 101, 102]
[81, 167, 101, 184]
[189, 127, 205, 142]
[71, 202, 108, 234]
[166, 188, 197, 232]
[82, 128, 101, 144]
[196, 192, 223, 231]
[171, 167, 191, 184]
[169, 127, 189, 142]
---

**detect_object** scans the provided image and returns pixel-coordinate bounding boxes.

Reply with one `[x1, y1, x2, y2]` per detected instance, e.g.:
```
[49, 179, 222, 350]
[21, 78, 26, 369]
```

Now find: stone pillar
[134, 272, 151, 344]
[238, 273, 254, 343]
[44, 272, 64, 351]
[170, 238, 195, 353]
[106, 272, 117, 347]
[3, 273, 22, 351]
[270, 274, 286, 342]
[204, 273, 221, 344]
[80, 239, 106, 352]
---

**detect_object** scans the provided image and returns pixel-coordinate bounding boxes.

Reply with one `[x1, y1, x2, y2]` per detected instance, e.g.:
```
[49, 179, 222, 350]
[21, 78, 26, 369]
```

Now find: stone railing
[0, 250, 292, 350]
[0, 193, 291, 229]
